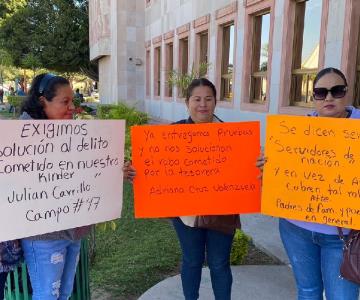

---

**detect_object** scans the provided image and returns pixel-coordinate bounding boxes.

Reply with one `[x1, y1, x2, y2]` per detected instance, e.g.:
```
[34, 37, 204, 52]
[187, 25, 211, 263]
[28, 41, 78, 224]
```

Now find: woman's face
[186, 85, 216, 123]
[42, 84, 75, 120]
[313, 73, 348, 118]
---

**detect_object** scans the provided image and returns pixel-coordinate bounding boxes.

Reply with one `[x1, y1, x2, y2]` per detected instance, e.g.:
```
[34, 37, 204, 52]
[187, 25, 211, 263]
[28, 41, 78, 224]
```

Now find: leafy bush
[73, 96, 82, 108]
[7, 96, 26, 114]
[168, 62, 210, 97]
[230, 229, 251, 265]
[97, 104, 148, 125]
[96, 103, 149, 160]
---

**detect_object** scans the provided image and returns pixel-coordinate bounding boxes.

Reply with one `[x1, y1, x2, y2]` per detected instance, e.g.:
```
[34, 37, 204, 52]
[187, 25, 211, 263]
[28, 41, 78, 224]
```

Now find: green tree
[0, 0, 98, 80]
[0, 0, 26, 24]
[260, 43, 269, 71]
[21, 53, 41, 77]
[168, 62, 210, 97]
[0, 48, 13, 88]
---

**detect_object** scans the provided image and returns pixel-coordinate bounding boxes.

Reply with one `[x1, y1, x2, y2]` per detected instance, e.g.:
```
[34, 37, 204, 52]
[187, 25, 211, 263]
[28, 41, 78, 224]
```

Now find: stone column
[110, 0, 145, 108]
[90, 0, 145, 108]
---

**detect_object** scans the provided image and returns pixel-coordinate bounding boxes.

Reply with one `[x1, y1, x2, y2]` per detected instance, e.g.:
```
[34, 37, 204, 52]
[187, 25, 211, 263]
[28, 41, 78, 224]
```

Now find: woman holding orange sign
[257, 67, 360, 300]
[124, 78, 240, 300]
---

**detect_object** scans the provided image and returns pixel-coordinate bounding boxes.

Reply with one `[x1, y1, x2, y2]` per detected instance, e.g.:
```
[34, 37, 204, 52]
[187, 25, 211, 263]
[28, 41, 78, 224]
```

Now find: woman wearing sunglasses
[258, 67, 360, 300]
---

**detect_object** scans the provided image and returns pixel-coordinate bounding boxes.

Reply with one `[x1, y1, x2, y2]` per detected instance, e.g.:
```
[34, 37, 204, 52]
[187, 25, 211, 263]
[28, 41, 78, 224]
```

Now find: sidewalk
[139, 214, 296, 300]
[241, 214, 289, 264]
[139, 265, 296, 300]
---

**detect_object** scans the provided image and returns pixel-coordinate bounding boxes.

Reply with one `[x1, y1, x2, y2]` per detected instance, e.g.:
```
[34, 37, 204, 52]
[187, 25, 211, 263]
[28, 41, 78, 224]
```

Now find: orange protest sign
[262, 115, 360, 229]
[131, 122, 261, 218]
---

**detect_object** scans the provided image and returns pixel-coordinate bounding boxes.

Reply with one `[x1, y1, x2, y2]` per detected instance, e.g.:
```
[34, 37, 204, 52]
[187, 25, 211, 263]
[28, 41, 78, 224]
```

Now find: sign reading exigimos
[0, 120, 125, 242]
[262, 115, 360, 229]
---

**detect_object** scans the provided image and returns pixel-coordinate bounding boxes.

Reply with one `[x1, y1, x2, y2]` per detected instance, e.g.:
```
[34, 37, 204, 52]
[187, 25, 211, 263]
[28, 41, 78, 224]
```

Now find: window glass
[220, 23, 234, 101]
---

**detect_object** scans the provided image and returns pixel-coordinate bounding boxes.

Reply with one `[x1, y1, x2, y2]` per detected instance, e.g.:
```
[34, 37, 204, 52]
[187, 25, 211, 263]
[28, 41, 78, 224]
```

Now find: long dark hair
[313, 67, 348, 87]
[21, 73, 70, 119]
[186, 78, 217, 103]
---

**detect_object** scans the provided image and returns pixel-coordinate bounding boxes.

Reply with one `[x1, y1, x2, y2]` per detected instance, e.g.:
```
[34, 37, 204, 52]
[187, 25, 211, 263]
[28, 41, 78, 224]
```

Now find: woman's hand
[256, 151, 267, 180]
[123, 161, 136, 183]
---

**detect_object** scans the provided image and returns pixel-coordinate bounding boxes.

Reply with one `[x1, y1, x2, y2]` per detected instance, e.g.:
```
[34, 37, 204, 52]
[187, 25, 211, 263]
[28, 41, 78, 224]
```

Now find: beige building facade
[90, 0, 360, 138]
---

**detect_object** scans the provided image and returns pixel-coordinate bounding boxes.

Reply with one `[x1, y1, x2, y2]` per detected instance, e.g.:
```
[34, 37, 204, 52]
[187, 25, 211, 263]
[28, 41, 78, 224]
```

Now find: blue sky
[260, 14, 270, 66]
[229, 25, 234, 66]
[301, 0, 322, 63]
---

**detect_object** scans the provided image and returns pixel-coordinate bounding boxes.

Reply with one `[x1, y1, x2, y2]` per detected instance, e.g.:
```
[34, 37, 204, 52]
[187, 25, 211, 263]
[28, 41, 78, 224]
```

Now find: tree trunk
[80, 62, 99, 82]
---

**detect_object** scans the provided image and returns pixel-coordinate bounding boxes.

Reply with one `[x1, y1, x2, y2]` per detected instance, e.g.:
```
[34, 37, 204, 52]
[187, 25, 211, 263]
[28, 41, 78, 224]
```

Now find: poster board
[0, 120, 125, 242]
[131, 122, 261, 218]
[262, 115, 360, 229]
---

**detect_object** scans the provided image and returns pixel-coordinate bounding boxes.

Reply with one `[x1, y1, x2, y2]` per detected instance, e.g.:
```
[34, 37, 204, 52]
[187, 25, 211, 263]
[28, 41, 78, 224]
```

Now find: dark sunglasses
[313, 85, 347, 101]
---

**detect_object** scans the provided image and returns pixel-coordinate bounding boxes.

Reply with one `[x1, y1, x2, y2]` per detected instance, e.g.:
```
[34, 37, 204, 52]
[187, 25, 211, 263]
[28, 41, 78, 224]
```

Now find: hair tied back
[38, 73, 56, 95]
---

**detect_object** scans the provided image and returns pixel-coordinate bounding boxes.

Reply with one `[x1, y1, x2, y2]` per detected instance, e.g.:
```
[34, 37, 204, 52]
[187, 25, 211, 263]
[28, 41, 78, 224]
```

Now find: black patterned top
[0, 240, 22, 273]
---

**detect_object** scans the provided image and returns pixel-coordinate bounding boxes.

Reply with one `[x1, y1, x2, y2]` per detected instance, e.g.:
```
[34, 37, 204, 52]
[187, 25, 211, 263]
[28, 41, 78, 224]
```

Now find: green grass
[0, 110, 17, 119]
[89, 182, 181, 298]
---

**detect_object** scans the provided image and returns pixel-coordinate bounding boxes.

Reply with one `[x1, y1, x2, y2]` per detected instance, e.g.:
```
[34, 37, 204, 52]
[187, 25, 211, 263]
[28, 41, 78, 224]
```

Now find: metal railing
[5, 239, 90, 300]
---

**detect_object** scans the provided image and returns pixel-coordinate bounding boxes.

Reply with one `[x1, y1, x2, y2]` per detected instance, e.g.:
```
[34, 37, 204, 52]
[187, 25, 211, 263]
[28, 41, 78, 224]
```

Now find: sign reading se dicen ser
[131, 122, 261, 218]
[262, 115, 360, 229]
[0, 120, 125, 242]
